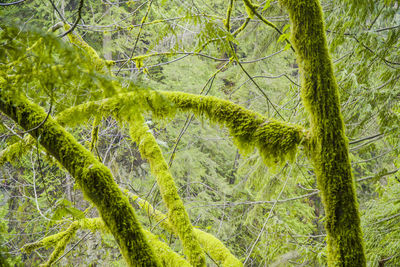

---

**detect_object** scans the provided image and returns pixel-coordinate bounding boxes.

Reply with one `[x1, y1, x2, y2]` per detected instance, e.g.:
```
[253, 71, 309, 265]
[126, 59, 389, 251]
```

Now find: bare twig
[59, 0, 85, 37]
[0, 0, 26, 6]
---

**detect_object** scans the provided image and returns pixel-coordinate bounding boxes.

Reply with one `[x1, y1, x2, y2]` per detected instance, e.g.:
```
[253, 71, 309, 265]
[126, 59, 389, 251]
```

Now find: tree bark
[279, 0, 366, 265]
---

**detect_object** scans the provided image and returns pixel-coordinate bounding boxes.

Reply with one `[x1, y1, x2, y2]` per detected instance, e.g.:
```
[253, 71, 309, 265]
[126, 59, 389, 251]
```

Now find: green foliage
[1, 0, 400, 266]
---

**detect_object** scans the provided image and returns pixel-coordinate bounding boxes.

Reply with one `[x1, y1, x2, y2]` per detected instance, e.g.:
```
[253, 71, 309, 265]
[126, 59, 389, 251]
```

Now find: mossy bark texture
[125, 191, 243, 267]
[279, 0, 366, 266]
[129, 116, 206, 267]
[24, 217, 190, 267]
[55, 90, 308, 166]
[0, 92, 161, 267]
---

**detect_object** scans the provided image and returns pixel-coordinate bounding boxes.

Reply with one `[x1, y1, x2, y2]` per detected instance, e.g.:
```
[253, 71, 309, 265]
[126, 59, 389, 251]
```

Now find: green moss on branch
[0, 136, 34, 166]
[125, 191, 243, 267]
[57, 90, 308, 166]
[24, 217, 189, 267]
[24, 223, 79, 267]
[161, 91, 307, 165]
[0, 91, 160, 267]
[279, 0, 366, 265]
[128, 116, 206, 267]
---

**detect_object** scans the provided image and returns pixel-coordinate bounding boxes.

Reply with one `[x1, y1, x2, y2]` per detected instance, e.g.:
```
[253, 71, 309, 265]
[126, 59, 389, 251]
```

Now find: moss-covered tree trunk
[0, 91, 161, 267]
[279, 0, 366, 265]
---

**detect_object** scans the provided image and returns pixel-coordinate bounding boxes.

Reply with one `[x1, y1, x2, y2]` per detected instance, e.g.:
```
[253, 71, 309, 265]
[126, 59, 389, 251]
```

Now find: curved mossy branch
[23, 218, 190, 267]
[4, 89, 308, 169]
[279, 0, 366, 265]
[56, 90, 308, 166]
[125, 190, 243, 267]
[0, 92, 161, 267]
[128, 116, 206, 267]
[161, 91, 308, 165]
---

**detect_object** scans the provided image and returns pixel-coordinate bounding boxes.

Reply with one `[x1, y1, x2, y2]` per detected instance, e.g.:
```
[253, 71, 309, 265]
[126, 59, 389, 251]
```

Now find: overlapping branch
[0, 91, 161, 266]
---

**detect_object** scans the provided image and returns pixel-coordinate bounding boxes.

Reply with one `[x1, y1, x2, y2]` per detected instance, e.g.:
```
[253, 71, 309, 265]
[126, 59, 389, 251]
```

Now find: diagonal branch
[124, 190, 243, 267]
[0, 91, 160, 266]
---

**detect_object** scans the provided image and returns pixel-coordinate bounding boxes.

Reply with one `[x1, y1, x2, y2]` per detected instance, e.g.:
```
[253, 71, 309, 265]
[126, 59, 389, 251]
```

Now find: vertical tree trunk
[279, 0, 366, 265]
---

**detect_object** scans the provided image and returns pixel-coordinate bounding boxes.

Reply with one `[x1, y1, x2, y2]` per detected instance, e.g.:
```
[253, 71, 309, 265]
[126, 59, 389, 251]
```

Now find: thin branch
[168, 61, 230, 168]
[356, 168, 399, 183]
[53, 231, 91, 265]
[349, 133, 383, 145]
[117, 0, 153, 75]
[48, 0, 66, 23]
[0, 104, 52, 139]
[0, 0, 26, 6]
[244, 165, 290, 264]
[374, 213, 400, 225]
[242, 0, 294, 52]
[375, 24, 400, 32]
[59, 0, 85, 37]
[229, 42, 285, 120]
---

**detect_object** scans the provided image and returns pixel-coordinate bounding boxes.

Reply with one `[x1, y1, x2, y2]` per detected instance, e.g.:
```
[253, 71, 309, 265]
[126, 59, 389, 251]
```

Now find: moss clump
[160, 91, 307, 166]
[279, 0, 366, 265]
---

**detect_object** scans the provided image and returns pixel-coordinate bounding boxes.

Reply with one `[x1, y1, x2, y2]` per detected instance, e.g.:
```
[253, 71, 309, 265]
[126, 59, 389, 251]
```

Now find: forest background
[0, 0, 400, 266]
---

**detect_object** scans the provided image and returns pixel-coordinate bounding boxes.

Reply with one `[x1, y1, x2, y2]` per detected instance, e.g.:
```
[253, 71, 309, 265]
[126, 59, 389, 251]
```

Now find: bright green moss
[160, 91, 308, 166]
[0, 91, 161, 267]
[129, 116, 206, 267]
[125, 191, 243, 267]
[58, 90, 308, 167]
[143, 230, 191, 267]
[279, 0, 366, 265]
[23, 225, 75, 255]
[24, 217, 190, 267]
[44, 87, 306, 266]
[0, 136, 34, 166]
[193, 229, 243, 267]
[23, 223, 79, 267]
[55, 90, 175, 128]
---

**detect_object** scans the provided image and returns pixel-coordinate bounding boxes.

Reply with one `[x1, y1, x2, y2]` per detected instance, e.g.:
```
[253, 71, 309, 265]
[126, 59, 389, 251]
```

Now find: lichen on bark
[279, 0, 366, 265]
